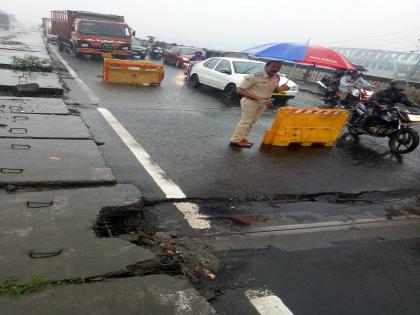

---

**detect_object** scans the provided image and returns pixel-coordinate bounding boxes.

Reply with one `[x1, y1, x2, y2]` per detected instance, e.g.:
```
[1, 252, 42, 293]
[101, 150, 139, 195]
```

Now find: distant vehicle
[189, 57, 298, 104]
[149, 46, 163, 60]
[131, 37, 147, 59]
[205, 50, 225, 59]
[163, 46, 205, 68]
[0, 12, 10, 30]
[42, 18, 58, 43]
[51, 10, 134, 58]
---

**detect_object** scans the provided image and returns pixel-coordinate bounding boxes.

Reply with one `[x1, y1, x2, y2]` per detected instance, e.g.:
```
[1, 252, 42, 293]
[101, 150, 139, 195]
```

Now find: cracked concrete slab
[0, 185, 151, 283]
[0, 114, 91, 139]
[0, 139, 114, 186]
[0, 29, 47, 52]
[0, 69, 62, 95]
[0, 275, 216, 315]
[0, 97, 69, 114]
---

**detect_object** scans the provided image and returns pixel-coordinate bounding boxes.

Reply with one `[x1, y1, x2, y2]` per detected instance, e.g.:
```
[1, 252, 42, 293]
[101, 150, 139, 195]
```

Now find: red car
[163, 46, 204, 68]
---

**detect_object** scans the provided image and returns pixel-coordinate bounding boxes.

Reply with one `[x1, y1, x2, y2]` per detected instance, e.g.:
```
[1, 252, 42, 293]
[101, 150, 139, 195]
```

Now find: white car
[189, 57, 298, 104]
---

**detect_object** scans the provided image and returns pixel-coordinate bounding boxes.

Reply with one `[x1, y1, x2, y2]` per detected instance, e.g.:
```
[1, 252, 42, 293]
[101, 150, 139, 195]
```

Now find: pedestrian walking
[230, 60, 289, 148]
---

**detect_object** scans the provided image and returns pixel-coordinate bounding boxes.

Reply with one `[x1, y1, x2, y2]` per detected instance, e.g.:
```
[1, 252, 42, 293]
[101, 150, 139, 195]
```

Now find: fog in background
[1, 0, 419, 52]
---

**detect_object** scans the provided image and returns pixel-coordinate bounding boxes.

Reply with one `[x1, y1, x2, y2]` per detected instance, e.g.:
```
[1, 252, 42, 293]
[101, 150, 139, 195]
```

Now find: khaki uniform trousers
[231, 98, 267, 142]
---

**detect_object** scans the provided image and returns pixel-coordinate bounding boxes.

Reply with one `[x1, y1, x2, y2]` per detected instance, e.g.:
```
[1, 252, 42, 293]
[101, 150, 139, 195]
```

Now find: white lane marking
[53, 47, 211, 229]
[246, 289, 293, 315]
[174, 202, 211, 229]
[50, 46, 100, 104]
[97, 107, 186, 199]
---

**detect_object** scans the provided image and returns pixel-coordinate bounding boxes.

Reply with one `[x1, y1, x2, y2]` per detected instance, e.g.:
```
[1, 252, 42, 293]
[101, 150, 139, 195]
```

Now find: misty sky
[1, 0, 419, 52]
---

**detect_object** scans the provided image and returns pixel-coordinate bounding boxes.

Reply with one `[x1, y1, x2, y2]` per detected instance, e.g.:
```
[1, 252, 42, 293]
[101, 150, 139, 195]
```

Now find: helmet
[195, 50, 203, 55]
[390, 80, 407, 91]
[347, 69, 358, 79]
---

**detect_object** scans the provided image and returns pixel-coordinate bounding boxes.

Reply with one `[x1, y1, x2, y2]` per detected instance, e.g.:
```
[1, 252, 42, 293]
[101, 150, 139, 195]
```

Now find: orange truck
[51, 10, 134, 58]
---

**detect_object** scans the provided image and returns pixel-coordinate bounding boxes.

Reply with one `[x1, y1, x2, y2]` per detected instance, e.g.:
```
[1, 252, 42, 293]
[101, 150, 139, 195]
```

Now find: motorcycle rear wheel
[388, 129, 419, 154]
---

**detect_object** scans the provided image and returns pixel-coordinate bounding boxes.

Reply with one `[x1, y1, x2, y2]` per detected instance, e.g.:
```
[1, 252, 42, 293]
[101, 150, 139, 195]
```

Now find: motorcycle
[148, 46, 163, 60]
[317, 77, 374, 109]
[317, 78, 340, 106]
[340, 103, 420, 154]
[317, 74, 342, 106]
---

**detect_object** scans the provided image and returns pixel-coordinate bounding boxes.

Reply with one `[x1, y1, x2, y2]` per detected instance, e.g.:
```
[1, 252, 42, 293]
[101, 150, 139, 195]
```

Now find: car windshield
[180, 48, 198, 55]
[79, 21, 129, 37]
[132, 38, 142, 46]
[233, 62, 265, 74]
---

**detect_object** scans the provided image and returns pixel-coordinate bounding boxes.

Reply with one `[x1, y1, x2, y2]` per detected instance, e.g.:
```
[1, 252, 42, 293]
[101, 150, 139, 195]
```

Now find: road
[55, 49, 420, 315]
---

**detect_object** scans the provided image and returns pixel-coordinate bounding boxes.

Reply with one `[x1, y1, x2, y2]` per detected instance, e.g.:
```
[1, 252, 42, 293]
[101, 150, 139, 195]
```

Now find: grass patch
[11, 55, 51, 72]
[0, 275, 86, 297]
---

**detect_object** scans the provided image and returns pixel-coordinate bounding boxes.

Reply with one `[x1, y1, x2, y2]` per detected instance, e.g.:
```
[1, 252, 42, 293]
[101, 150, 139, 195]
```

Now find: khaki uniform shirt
[239, 70, 280, 101]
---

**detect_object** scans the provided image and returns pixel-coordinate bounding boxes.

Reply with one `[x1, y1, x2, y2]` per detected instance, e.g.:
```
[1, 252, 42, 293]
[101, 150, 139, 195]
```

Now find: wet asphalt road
[59, 52, 420, 201]
[56, 50, 420, 315]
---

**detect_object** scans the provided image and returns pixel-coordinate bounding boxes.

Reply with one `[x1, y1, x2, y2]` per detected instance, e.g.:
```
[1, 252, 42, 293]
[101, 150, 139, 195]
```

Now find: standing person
[187, 51, 206, 77]
[190, 50, 206, 62]
[230, 60, 289, 148]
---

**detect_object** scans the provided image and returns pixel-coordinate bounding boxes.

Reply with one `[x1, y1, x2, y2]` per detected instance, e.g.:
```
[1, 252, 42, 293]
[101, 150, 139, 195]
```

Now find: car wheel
[188, 74, 200, 88]
[223, 84, 238, 103]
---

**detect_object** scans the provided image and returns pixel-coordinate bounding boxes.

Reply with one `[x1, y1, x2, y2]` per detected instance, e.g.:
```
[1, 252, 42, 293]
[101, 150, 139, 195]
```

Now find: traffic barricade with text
[102, 58, 164, 86]
[262, 107, 349, 147]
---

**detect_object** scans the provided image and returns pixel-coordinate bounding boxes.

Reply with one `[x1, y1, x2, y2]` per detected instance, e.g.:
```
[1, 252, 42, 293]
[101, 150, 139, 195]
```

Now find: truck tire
[58, 39, 64, 52]
[70, 44, 83, 59]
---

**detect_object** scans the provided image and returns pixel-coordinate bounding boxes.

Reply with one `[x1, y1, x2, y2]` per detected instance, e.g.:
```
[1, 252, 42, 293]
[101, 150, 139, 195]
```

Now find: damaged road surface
[0, 28, 216, 315]
[50, 45, 420, 315]
[2, 28, 420, 315]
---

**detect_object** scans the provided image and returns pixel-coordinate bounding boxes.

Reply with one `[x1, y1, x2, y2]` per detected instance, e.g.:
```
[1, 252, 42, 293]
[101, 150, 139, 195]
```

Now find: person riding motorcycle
[359, 80, 418, 129]
[330, 70, 345, 89]
[370, 80, 417, 109]
[339, 70, 357, 104]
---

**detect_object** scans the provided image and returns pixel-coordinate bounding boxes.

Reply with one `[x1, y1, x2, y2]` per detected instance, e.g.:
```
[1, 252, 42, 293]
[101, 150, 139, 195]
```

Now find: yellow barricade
[102, 58, 164, 85]
[263, 107, 349, 147]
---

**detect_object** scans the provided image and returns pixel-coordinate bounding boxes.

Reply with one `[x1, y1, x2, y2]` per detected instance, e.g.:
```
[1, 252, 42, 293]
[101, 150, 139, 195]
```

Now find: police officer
[230, 60, 290, 148]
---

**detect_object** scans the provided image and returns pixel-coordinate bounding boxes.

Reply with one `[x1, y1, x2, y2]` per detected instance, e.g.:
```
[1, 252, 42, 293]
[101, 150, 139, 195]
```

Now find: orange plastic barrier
[102, 58, 164, 85]
[263, 107, 349, 147]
